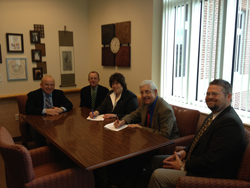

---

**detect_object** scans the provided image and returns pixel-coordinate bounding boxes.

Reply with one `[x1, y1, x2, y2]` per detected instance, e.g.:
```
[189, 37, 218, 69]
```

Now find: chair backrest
[171, 105, 200, 137]
[237, 129, 250, 181]
[137, 96, 142, 107]
[0, 127, 35, 188]
[16, 95, 28, 115]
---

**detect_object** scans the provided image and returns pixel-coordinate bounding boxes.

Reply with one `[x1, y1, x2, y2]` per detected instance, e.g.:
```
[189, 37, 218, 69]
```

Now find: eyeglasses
[206, 92, 220, 97]
[140, 90, 153, 95]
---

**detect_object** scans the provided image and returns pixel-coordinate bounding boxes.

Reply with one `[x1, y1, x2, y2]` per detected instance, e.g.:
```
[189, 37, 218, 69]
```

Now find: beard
[206, 99, 219, 111]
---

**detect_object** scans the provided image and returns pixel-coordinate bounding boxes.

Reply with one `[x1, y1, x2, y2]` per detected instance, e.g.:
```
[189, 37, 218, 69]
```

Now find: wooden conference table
[23, 107, 174, 171]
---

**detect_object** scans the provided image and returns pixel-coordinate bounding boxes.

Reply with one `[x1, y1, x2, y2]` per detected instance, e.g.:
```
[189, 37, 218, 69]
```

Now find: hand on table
[89, 111, 99, 118]
[103, 114, 116, 119]
[46, 107, 63, 116]
[128, 124, 142, 129]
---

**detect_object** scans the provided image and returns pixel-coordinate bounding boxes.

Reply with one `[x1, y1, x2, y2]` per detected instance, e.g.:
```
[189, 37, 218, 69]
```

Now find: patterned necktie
[45, 94, 52, 109]
[91, 89, 96, 110]
[186, 115, 213, 160]
[146, 108, 150, 127]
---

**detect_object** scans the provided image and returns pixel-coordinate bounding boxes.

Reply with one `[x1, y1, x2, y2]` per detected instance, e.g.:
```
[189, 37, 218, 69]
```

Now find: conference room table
[23, 107, 174, 171]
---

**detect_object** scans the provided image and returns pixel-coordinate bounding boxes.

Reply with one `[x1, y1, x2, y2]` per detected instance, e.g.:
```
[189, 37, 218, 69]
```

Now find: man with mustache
[112, 80, 179, 188]
[147, 79, 246, 188]
[115, 80, 179, 139]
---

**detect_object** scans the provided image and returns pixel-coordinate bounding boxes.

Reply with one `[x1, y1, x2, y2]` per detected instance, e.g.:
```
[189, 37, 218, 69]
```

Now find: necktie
[91, 89, 96, 110]
[45, 94, 52, 109]
[186, 115, 213, 160]
[146, 108, 150, 127]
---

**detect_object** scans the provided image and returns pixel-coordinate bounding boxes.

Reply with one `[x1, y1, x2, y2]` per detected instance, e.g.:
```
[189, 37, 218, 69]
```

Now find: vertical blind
[161, 0, 250, 121]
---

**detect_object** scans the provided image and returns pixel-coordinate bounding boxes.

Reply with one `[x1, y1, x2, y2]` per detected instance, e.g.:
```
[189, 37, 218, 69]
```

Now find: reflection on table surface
[23, 107, 173, 171]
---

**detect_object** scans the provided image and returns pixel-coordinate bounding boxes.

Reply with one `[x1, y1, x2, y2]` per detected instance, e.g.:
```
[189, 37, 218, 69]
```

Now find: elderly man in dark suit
[25, 75, 73, 147]
[80, 71, 109, 110]
[148, 79, 246, 188]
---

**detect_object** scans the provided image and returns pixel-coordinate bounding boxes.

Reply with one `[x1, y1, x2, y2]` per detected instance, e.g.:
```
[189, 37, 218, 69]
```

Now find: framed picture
[33, 67, 43, 80]
[6, 58, 28, 80]
[35, 43, 46, 56]
[37, 61, 47, 74]
[6, 33, 24, 53]
[31, 49, 42, 62]
[0, 45, 2, 63]
[59, 46, 75, 74]
[30, 30, 41, 44]
[34, 24, 45, 38]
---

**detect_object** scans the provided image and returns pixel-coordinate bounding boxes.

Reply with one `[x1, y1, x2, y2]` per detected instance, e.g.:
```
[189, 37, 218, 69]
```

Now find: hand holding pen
[89, 109, 99, 118]
[114, 119, 126, 128]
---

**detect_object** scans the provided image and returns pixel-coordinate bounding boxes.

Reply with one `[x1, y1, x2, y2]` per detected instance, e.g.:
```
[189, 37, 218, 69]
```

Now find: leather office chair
[0, 126, 95, 188]
[175, 128, 250, 187]
[159, 105, 200, 155]
[16, 94, 32, 147]
[137, 95, 142, 107]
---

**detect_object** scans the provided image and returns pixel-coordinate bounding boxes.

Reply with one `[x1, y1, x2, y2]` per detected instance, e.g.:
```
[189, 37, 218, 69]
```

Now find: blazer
[96, 89, 138, 119]
[184, 105, 246, 179]
[25, 88, 73, 115]
[122, 96, 179, 139]
[80, 84, 109, 110]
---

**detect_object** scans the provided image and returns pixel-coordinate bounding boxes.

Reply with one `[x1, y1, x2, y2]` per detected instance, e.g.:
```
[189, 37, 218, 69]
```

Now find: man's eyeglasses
[206, 92, 220, 97]
[140, 90, 153, 95]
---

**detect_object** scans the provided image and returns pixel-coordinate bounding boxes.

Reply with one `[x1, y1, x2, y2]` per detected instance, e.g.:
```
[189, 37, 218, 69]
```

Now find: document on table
[104, 122, 128, 131]
[87, 114, 104, 121]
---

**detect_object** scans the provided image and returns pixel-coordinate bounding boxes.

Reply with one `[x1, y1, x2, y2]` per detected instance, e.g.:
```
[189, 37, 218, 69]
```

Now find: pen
[91, 109, 93, 115]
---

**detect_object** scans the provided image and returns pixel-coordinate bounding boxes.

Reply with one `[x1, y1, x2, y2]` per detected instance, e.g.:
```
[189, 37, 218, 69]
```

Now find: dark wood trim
[0, 88, 81, 101]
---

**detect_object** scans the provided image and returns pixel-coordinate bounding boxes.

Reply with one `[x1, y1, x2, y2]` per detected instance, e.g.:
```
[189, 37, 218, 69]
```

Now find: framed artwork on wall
[6, 58, 27, 80]
[0, 45, 2, 63]
[34, 24, 45, 38]
[37, 61, 47, 74]
[59, 46, 75, 74]
[31, 49, 42, 62]
[30, 30, 41, 44]
[35, 43, 46, 56]
[6, 33, 24, 53]
[33, 67, 43, 80]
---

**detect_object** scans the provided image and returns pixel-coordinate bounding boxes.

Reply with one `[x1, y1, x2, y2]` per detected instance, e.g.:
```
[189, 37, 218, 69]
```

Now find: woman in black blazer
[89, 73, 138, 119]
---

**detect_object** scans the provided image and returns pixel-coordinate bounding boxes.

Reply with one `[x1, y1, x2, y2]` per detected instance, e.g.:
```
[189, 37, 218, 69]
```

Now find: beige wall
[0, 0, 163, 137]
[0, 0, 163, 96]
[88, 0, 161, 95]
[0, 0, 89, 95]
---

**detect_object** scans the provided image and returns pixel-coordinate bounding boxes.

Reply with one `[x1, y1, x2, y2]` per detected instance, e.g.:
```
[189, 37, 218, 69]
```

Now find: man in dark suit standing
[148, 79, 246, 188]
[80, 71, 109, 110]
[25, 75, 73, 147]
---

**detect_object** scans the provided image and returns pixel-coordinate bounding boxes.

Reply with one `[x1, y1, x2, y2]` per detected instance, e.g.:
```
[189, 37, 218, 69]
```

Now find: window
[161, 0, 250, 122]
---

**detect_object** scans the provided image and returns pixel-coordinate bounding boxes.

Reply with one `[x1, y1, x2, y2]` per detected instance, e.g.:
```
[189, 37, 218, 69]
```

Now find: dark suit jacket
[80, 84, 109, 110]
[96, 89, 138, 119]
[25, 88, 73, 115]
[184, 106, 246, 179]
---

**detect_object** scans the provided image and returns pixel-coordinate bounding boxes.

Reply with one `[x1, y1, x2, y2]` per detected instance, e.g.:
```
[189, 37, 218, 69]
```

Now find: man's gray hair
[139, 80, 158, 91]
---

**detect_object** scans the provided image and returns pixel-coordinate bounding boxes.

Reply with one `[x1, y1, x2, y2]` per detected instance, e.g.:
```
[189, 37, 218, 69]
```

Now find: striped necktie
[186, 115, 213, 160]
[45, 94, 52, 109]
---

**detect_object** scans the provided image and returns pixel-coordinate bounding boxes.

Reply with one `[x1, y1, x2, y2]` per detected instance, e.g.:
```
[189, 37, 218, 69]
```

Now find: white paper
[87, 114, 104, 121]
[104, 122, 128, 131]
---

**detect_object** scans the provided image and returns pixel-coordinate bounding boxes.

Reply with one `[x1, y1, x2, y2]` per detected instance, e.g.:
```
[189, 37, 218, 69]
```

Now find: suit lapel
[141, 104, 148, 126]
[112, 90, 125, 113]
[151, 98, 160, 128]
[193, 106, 232, 149]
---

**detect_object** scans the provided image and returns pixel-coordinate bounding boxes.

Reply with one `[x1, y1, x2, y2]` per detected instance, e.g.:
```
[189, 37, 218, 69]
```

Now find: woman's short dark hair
[109, 73, 127, 90]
